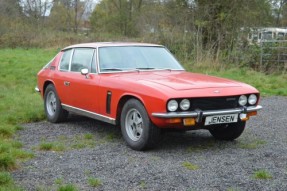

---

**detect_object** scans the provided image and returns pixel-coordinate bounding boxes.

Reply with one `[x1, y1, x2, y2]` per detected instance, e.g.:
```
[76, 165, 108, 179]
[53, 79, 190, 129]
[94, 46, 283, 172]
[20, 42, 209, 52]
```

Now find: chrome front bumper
[152, 105, 262, 119]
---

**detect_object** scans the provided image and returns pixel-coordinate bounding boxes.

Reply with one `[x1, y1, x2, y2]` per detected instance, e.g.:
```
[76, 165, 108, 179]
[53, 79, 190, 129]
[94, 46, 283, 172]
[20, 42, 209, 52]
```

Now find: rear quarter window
[59, 49, 72, 71]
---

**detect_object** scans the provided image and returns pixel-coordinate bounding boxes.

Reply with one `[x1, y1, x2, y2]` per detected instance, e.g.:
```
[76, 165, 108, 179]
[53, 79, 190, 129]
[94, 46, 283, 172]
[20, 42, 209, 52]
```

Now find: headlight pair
[167, 99, 190, 112]
[238, 94, 257, 106]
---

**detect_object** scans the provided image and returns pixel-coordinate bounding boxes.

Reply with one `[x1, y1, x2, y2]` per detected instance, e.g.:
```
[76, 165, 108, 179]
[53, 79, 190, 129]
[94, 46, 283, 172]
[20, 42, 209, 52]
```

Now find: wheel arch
[43, 80, 55, 95]
[116, 95, 145, 126]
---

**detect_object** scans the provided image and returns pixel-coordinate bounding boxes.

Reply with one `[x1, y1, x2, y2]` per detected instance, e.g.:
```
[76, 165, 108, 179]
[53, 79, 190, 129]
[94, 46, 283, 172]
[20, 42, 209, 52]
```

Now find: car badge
[213, 90, 220, 93]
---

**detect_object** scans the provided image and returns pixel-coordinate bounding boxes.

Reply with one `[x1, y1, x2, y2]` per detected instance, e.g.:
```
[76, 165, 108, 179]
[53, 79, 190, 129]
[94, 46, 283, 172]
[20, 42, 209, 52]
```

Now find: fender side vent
[106, 91, 112, 114]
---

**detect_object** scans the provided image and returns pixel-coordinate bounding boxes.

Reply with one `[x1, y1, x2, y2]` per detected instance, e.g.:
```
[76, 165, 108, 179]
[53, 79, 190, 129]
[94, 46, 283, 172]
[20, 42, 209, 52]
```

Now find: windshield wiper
[136, 67, 155, 70]
[156, 68, 185, 71]
[101, 68, 123, 71]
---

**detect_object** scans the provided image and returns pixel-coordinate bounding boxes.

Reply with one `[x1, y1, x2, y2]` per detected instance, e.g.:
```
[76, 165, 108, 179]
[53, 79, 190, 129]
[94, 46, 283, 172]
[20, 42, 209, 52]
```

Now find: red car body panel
[37, 43, 261, 129]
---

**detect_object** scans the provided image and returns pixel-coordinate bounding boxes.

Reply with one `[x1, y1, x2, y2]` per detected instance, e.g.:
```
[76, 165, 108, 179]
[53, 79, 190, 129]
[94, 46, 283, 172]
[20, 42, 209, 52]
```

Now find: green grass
[0, 48, 57, 189]
[0, 171, 22, 190]
[239, 139, 267, 149]
[39, 141, 66, 152]
[139, 181, 147, 189]
[88, 177, 102, 187]
[184, 64, 287, 96]
[39, 142, 54, 151]
[182, 161, 199, 170]
[84, 133, 93, 140]
[54, 178, 64, 185]
[0, 172, 12, 185]
[57, 184, 78, 191]
[37, 134, 96, 152]
[104, 132, 119, 141]
[253, 169, 272, 179]
[69, 135, 96, 149]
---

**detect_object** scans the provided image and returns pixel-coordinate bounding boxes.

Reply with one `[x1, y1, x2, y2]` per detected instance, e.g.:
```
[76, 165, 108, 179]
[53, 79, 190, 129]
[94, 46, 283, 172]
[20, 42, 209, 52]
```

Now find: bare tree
[21, 0, 53, 22]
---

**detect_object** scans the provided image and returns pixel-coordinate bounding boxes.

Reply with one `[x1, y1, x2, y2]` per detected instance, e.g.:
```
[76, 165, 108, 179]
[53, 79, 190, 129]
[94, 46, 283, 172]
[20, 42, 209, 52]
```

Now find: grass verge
[0, 48, 57, 190]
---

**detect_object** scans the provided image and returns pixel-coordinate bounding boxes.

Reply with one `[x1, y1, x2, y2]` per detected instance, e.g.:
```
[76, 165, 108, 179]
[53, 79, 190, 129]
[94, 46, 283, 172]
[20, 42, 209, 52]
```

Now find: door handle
[64, 81, 70, 86]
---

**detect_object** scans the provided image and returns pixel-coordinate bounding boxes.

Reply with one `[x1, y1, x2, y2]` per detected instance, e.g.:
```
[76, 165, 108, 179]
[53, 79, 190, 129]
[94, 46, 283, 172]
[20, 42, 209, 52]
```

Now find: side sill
[62, 104, 116, 125]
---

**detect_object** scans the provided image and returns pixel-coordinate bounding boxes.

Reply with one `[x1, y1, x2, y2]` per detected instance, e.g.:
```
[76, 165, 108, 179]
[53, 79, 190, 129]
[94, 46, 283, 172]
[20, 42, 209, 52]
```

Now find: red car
[36, 42, 262, 150]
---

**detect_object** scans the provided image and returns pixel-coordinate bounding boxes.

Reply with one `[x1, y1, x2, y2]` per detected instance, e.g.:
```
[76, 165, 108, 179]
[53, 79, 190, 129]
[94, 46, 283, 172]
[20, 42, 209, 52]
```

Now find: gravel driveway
[13, 96, 287, 191]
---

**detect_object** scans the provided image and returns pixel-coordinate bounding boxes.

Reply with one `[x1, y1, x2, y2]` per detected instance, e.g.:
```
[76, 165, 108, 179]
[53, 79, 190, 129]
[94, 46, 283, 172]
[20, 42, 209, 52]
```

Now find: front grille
[190, 97, 239, 111]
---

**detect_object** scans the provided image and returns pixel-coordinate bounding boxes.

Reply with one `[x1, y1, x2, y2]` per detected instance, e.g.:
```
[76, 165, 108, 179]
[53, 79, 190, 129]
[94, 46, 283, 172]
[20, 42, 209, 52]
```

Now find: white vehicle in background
[247, 27, 287, 44]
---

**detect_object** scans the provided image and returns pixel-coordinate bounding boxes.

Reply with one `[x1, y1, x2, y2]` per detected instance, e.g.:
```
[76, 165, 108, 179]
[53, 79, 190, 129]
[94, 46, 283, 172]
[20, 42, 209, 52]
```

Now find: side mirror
[81, 68, 89, 78]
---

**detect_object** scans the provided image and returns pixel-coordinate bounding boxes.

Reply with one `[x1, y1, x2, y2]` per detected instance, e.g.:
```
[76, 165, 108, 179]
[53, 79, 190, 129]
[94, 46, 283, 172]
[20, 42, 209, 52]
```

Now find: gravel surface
[13, 96, 287, 191]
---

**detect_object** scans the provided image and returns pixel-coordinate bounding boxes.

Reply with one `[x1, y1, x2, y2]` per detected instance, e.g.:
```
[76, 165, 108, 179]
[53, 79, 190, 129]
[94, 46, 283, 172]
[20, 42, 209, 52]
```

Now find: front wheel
[209, 121, 246, 140]
[120, 99, 161, 151]
[44, 84, 68, 123]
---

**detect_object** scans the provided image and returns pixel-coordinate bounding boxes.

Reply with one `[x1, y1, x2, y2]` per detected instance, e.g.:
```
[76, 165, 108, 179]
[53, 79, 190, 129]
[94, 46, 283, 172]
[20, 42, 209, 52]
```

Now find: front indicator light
[166, 118, 182, 124]
[183, 118, 196, 126]
[248, 111, 257, 117]
[240, 113, 249, 121]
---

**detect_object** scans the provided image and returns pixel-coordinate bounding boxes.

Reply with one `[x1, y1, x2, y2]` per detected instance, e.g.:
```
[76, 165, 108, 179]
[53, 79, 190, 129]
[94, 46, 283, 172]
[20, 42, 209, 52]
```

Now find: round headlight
[238, 95, 247, 106]
[248, 94, 257, 105]
[180, 99, 190, 111]
[167, 100, 178, 112]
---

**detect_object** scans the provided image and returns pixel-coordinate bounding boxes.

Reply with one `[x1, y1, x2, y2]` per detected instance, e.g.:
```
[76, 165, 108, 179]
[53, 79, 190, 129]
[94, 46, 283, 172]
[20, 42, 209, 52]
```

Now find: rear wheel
[44, 84, 68, 123]
[209, 121, 246, 140]
[120, 99, 161, 151]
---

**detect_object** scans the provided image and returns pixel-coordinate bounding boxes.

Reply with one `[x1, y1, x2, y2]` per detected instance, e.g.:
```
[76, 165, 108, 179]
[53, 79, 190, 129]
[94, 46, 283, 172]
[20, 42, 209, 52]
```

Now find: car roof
[62, 42, 163, 50]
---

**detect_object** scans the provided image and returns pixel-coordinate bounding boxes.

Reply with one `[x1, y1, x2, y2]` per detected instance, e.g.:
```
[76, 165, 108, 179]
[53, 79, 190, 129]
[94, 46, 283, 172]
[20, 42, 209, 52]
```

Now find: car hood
[117, 71, 242, 90]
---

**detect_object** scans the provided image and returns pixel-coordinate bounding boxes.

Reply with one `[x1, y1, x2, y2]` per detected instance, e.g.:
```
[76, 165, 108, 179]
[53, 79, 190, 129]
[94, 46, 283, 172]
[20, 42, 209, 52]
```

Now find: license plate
[204, 114, 238, 126]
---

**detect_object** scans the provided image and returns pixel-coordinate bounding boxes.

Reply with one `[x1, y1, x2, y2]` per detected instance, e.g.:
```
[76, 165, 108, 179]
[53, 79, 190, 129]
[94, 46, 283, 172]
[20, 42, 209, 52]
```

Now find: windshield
[98, 46, 184, 72]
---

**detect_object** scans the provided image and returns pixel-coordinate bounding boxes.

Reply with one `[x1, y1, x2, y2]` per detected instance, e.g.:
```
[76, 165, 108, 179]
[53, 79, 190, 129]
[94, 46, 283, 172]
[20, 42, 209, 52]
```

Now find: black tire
[120, 99, 161, 151]
[44, 84, 68, 123]
[209, 121, 246, 140]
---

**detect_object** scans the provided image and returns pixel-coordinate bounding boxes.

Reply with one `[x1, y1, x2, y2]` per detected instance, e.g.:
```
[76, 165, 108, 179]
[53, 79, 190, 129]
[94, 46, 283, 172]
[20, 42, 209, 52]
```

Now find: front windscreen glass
[98, 46, 184, 72]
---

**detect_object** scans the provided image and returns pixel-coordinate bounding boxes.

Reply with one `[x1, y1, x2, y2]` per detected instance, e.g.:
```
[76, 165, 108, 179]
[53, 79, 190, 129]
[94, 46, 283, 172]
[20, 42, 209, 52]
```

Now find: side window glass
[59, 49, 72, 71]
[91, 50, 97, 73]
[71, 48, 94, 72]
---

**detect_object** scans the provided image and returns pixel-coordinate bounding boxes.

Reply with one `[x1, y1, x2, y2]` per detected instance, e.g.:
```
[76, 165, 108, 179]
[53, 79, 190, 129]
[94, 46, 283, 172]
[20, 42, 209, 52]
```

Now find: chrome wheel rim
[125, 108, 143, 141]
[46, 91, 57, 116]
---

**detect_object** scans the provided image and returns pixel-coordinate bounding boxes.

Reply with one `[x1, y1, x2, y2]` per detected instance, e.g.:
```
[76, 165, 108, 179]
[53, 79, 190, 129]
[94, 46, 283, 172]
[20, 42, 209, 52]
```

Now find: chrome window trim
[61, 104, 116, 125]
[152, 105, 263, 118]
[68, 49, 75, 71]
[90, 49, 97, 74]
[96, 47, 100, 73]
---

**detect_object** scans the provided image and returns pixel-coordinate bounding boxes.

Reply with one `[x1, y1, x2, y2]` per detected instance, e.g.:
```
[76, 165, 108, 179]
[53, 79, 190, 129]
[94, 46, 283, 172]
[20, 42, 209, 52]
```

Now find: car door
[56, 48, 100, 113]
